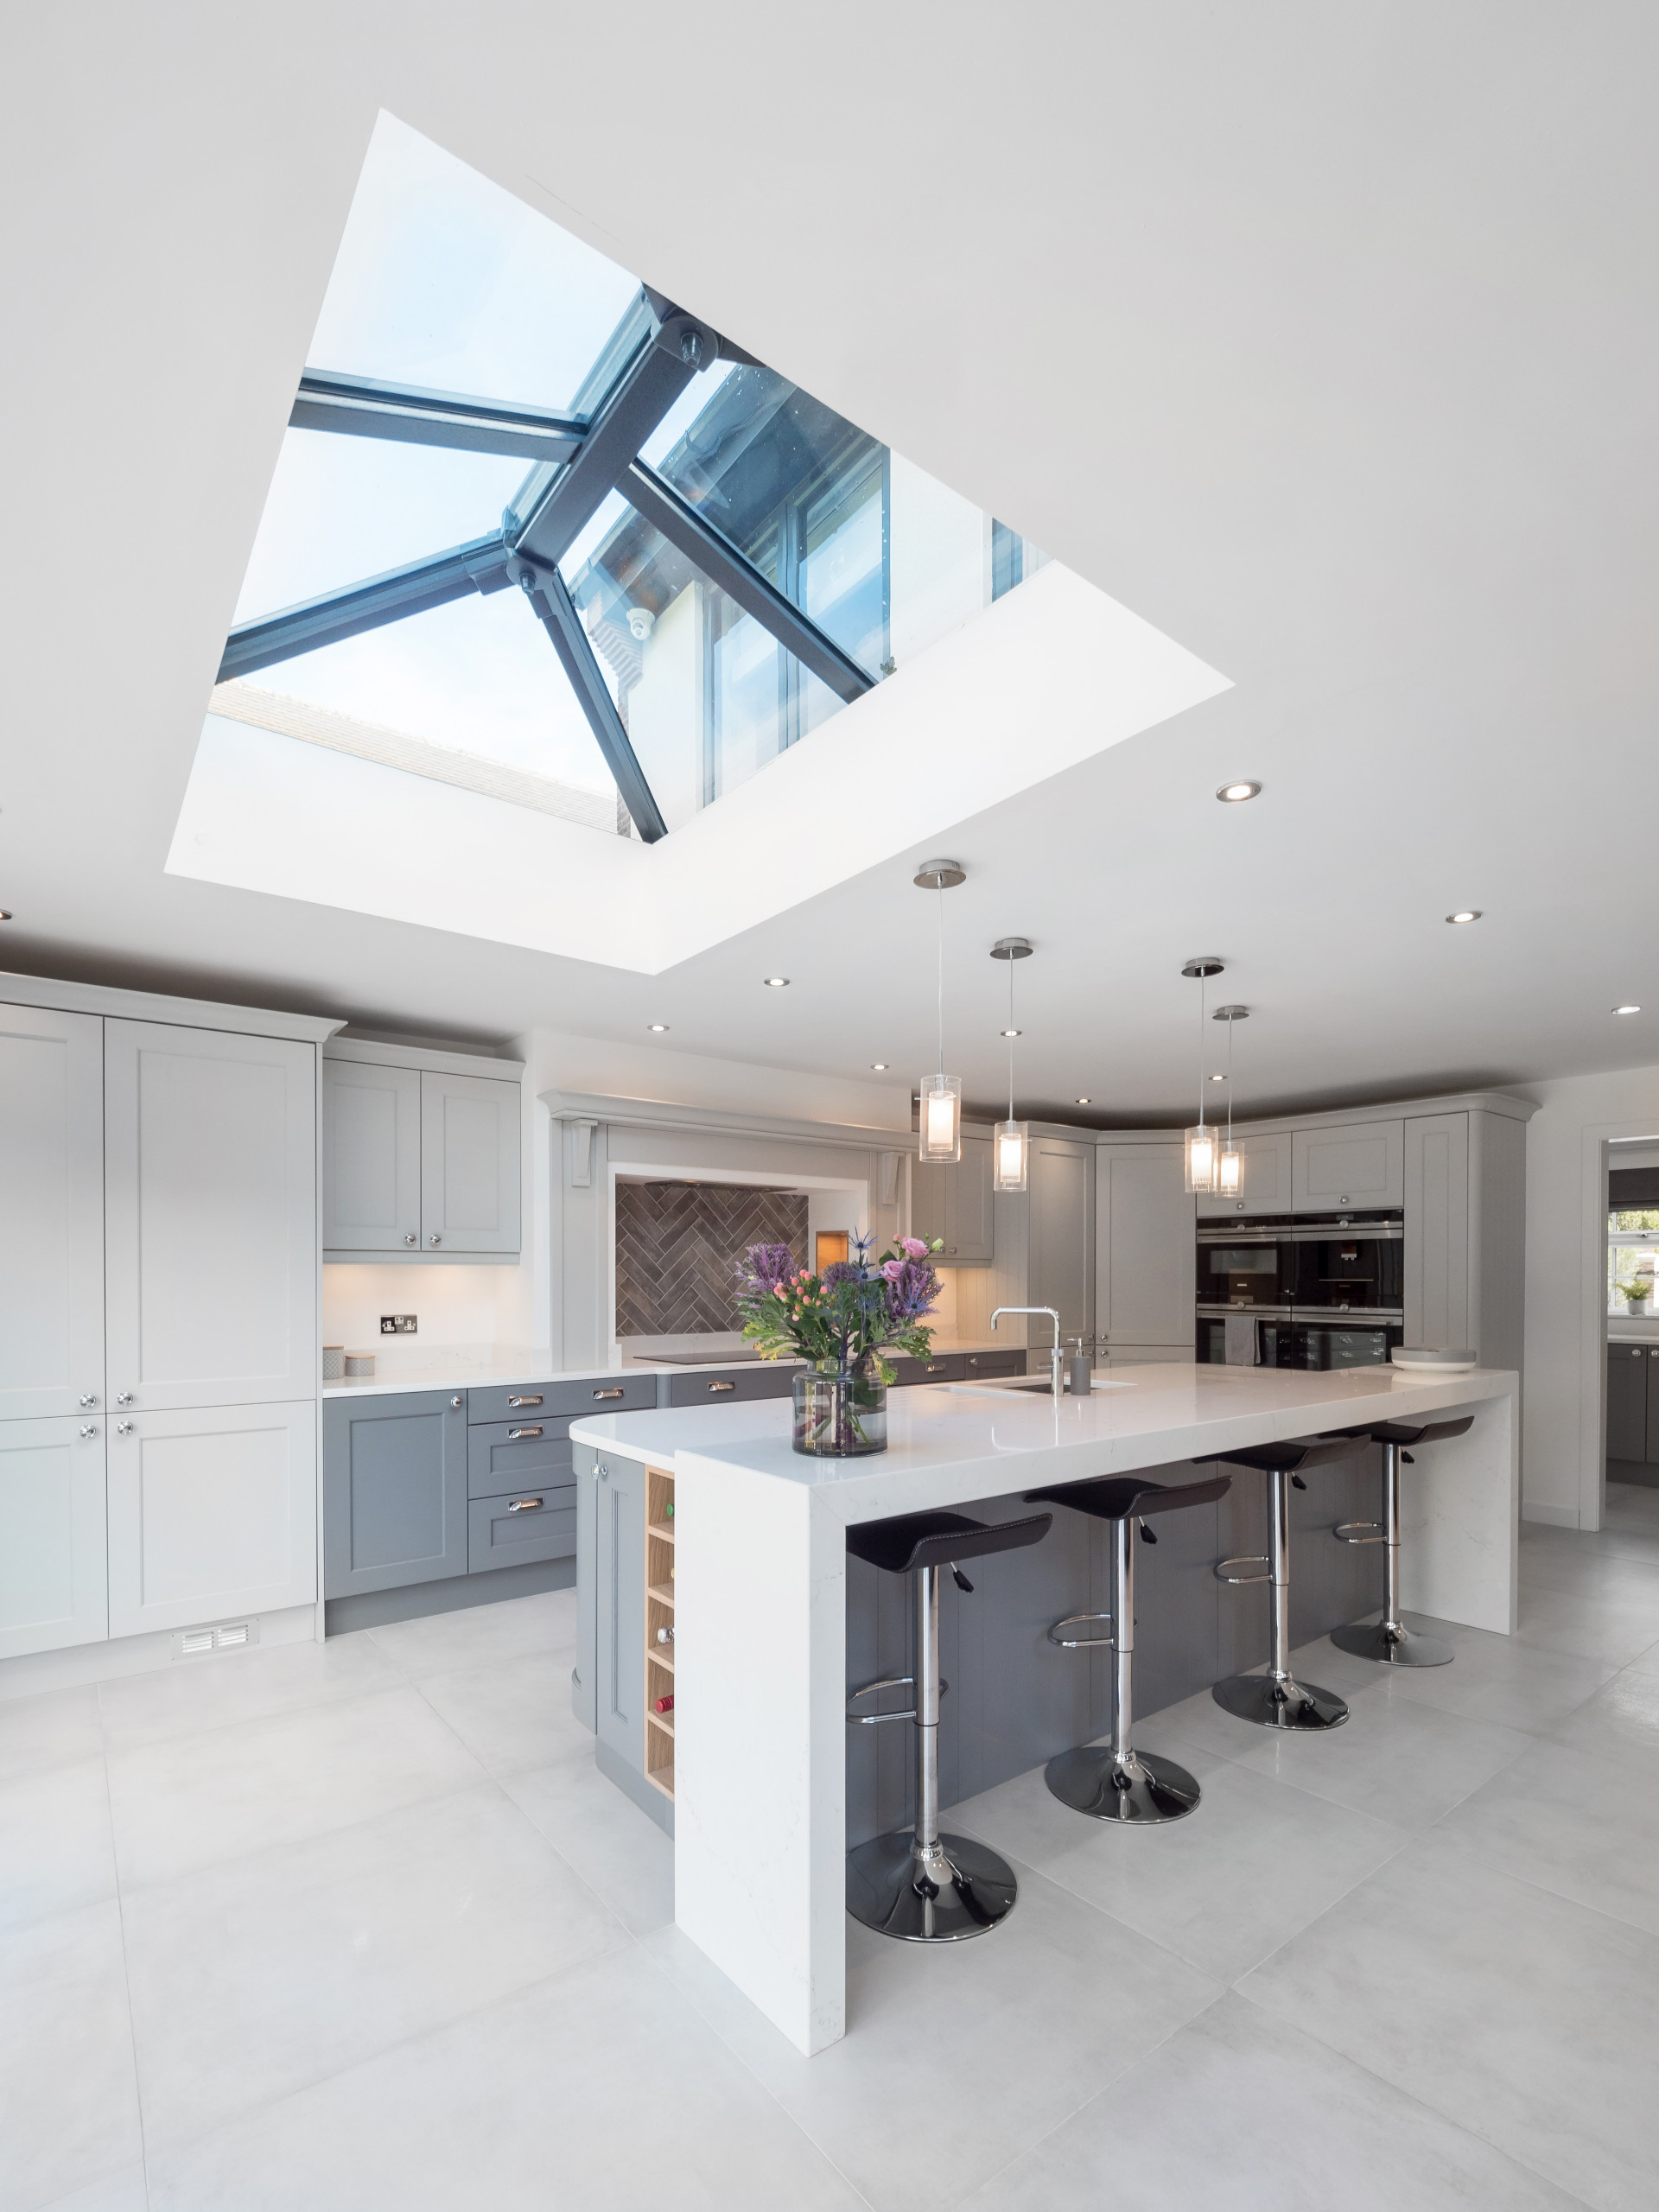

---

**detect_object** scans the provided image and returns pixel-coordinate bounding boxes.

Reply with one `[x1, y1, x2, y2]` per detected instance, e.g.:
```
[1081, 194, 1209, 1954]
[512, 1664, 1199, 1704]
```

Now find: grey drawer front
[468, 1486, 578, 1573]
[467, 1422, 575, 1499]
[892, 1353, 966, 1386]
[962, 1351, 1025, 1378]
[665, 1365, 795, 1407]
[467, 1375, 656, 1425]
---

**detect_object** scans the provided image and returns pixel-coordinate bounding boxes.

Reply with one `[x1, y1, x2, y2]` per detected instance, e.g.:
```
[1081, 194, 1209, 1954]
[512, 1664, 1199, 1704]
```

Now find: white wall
[1522, 1063, 1659, 1526]
[528, 1029, 911, 1131]
[321, 1263, 534, 1372]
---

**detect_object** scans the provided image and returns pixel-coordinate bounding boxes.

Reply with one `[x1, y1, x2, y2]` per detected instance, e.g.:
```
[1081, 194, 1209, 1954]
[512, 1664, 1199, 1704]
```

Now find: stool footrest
[1215, 1554, 1270, 1586]
[1046, 1611, 1114, 1649]
[1334, 1521, 1384, 1546]
[845, 1674, 949, 1723]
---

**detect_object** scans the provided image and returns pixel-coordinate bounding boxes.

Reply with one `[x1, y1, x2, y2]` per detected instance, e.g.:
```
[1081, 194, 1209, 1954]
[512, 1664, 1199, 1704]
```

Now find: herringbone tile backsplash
[615, 1181, 808, 1338]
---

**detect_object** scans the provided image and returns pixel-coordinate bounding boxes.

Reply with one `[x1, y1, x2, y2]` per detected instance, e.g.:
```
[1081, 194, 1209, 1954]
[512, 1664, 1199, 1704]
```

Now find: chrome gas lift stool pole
[1024, 1471, 1232, 1823]
[845, 1508, 1052, 1941]
[1210, 1433, 1370, 1731]
[1326, 1416, 1474, 1667]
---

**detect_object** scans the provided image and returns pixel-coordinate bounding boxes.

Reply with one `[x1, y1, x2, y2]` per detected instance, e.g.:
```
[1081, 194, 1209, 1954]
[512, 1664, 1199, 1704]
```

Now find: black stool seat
[1360, 1415, 1474, 1448]
[1027, 1471, 1229, 1522]
[1208, 1433, 1369, 1477]
[846, 1509, 1052, 1576]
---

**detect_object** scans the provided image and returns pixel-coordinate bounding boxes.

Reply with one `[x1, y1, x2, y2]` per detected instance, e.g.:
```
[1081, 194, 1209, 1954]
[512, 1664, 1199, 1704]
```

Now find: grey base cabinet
[322, 1391, 467, 1598]
[1606, 1343, 1659, 1466]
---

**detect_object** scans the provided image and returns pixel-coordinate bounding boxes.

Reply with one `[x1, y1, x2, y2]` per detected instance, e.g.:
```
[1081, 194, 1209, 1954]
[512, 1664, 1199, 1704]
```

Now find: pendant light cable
[1226, 1007, 1235, 1150]
[1007, 953, 1016, 1121]
[1197, 967, 1207, 1131]
[936, 883, 945, 1080]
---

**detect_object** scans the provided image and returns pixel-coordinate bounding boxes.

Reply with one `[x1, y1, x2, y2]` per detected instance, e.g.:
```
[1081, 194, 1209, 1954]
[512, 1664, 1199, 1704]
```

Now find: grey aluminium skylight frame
[218, 289, 877, 842]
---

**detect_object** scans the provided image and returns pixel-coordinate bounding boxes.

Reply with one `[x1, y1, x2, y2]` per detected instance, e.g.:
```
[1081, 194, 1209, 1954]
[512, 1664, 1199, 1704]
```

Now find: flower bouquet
[735, 1235, 944, 1455]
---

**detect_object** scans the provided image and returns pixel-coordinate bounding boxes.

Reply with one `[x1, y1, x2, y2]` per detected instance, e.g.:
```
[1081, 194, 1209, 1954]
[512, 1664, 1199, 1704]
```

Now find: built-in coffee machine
[1196, 1211, 1404, 1369]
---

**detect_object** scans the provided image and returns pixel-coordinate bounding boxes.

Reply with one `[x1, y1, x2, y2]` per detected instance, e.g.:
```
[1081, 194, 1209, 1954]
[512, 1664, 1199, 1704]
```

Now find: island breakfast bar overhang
[570, 1360, 1518, 2056]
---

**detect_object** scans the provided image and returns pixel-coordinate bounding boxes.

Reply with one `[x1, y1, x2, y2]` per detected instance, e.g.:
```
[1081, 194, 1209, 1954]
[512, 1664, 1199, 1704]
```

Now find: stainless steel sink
[943, 1375, 1132, 1396]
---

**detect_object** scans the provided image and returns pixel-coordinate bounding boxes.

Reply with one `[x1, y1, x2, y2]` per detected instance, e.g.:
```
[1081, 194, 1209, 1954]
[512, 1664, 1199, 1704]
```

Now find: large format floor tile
[97, 1631, 399, 1754]
[413, 1648, 593, 1778]
[503, 1755, 675, 1936]
[106, 1685, 486, 1890]
[1548, 1662, 1659, 1768]
[959, 1988, 1588, 2210]
[1376, 1623, 1615, 1734]
[645, 1858, 1221, 2212]
[0, 1684, 103, 1782]
[1512, 1583, 1659, 1668]
[123, 1781, 631, 2149]
[950, 1745, 1410, 1983]
[0, 1757, 118, 1933]
[1240, 1826, 1659, 2211]
[1441, 1734, 1659, 1934]
[364, 1587, 576, 1681]
[29, 2169, 149, 2212]
[0, 1901, 143, 2212]
[145, 1948, 867, 2212]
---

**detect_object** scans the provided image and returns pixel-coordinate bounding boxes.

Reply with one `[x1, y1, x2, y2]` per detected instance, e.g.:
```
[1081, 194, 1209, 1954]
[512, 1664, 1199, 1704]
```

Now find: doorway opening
[1602, 1139, 1659, 1533]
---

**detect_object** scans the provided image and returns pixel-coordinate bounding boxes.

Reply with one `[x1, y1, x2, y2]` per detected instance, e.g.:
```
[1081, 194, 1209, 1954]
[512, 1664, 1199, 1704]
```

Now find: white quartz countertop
[318, 1339, 1027, 1399]
[569, 1359, 1516, 1518]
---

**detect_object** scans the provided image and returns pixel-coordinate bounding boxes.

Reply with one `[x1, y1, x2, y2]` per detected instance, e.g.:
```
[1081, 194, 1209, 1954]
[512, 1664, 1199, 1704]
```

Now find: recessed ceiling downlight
[764, 976, 790, 988]
[871, 1061, 888, 1069]
[1216, 780, 1261, 803]
[1077, 1096, 1090, 1105]
[1446, 910, 1482, 925]
[647, 1023, 669, 1032]
[1614, 1005, 1642, 1016]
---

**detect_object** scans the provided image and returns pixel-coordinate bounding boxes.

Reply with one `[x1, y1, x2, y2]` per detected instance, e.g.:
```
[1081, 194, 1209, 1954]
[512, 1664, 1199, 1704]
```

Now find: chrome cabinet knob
[79, 1392, 98, 1408]
[116, 1421, 135, 1436]
[404, 1232, 417, 1247]
[116, 1392, 135, 1407]
[429, 1233, 442, 1247]
[79, 1423, 99, 1439]
[450, 1395, 463, 1409]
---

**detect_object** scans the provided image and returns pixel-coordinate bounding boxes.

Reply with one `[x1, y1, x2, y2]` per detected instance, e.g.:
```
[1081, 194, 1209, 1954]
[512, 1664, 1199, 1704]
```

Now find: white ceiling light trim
[166, 561, 1230, 976]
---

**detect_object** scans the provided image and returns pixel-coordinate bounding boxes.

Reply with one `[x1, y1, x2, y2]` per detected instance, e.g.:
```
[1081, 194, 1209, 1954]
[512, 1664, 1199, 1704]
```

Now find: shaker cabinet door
[321, 1392, 467, 1598]
[1403, 1114, 1470, 1351]
[594, 1453, 646, 1773]
[1029, 1139, 1094, 1341]
[0, 1003, 105, 1421]
[1606, 1345, 1648, 1464]
[1292, 1119, 1404, 1211]
[1195, 1128, 1293, 1218]
[323, 1058, 421, 1254]
[104, 1020, 317, 1411]
[107, 1400, 316, 1637]
[0, 1416, 107, 1659]
[1096, 1142, 1192, 1347]
[420, 1072, 521, 1255]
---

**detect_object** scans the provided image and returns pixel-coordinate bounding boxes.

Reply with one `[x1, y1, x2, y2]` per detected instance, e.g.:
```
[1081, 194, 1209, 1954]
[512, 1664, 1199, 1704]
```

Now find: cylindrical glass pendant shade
[918, 1075, 963, 1163]
[993, 1119, 1029, 1192]
[1217, 1145, 1242, 1196]
[1185, 1125, 1219, 1194]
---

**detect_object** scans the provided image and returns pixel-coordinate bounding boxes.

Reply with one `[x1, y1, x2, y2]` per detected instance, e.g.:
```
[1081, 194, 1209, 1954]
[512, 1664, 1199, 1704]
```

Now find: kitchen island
[569, 1358, 1517, 2056]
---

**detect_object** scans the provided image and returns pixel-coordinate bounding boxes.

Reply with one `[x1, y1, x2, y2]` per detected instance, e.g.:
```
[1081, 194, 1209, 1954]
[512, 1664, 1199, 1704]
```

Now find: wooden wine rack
[645, 1465, 676, 1799]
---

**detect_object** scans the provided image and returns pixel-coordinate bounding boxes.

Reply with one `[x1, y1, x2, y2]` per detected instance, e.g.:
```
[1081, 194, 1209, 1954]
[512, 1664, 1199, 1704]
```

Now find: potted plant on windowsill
[1624, 1281, 1654, 1319]
[735, 1235, 944, 1457]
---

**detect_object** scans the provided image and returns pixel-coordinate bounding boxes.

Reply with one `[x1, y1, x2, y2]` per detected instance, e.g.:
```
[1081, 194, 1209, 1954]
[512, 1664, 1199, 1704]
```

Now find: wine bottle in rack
[665, 1500, 674, 1517]
[653, 1694, 675, 1714]
[657, 1624, 676, 1643]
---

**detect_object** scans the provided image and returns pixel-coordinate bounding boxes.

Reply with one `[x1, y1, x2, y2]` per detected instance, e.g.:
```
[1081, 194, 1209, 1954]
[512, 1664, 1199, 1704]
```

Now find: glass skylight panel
[239, 588, 620, 795]
[232, 431, 524, 626]
[308, 111, 640, 413]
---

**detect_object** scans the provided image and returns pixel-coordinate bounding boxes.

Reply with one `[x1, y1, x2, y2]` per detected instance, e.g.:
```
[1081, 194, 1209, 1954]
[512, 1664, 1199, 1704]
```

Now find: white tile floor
[7, 1493, 1659, 2210]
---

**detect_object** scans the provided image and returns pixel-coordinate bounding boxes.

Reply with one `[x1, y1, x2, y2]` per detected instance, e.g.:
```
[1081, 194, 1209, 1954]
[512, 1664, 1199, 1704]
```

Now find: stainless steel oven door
[1196, 1222, 1294, 1310]
[1196, 1311, 1294, 1367]
[1291, 1318, 1403, 1370]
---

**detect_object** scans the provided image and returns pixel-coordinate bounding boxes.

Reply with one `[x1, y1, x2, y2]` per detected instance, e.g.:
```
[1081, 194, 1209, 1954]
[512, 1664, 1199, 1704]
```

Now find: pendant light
[1181, 957, 1225, 1193]
[1214, 1003, 1248, 1195]
[989, 936, 1032, 1191]
[915, 859, 966, 1163]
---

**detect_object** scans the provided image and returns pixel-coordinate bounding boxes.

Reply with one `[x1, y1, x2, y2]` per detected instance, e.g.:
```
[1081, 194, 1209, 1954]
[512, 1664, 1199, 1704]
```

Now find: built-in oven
[1288, 1212, 1403, 1313]
[1196, 1314, 1294, 1367]
[1195, 1217, 1294, 1366]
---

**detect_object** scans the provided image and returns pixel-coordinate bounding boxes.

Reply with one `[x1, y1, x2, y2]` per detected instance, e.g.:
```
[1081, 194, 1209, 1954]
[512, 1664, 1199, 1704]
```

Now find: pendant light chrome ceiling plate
[913, 857, 966, 890]
[990, 936, 1033, 959]
[1212, 1003, 1249, 1020]
[1181, 956, 1224, 979]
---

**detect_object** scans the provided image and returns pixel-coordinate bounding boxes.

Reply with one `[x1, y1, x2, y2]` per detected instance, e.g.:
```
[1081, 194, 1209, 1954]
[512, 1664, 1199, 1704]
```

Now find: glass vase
[792, 1367, 887, 1457]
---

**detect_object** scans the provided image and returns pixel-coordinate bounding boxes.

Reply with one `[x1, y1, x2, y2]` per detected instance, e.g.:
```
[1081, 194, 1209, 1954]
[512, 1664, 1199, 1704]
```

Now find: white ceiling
[4, 4, 1657, 1125]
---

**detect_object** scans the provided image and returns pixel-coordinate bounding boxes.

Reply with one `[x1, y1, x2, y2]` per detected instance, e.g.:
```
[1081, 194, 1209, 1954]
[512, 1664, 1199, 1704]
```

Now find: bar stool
[1327, 1415, 1474, 1667]
[845, 1507, 1052, 1942]
[1024, 1471, 1232, 1823]
[1210, 1433, 1370, 1731]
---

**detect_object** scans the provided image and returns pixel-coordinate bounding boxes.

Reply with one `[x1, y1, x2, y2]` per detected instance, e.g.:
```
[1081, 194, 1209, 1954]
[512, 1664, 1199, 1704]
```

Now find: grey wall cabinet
[1194, 1128, 1293, 1220]
[322, 1391, 467, 1598]
[1404, 1113, 1471, 1351]
[0, 1005, 105, 1421]
[1028, 1137, 1094, 1342]
[1291, 1117, 1405, 1212]
[105, 1020, 318, 1412]
[594, 1450, 646, 1772]
[1096, 1141, 1193, 1351]
[0, 1417, 107, 1660]
[912, 1134, 994, 1263]
[323, 1049, 522, 1259]
[322, 1058, 420, 1253]
[1607, 1344, 1648, 1464]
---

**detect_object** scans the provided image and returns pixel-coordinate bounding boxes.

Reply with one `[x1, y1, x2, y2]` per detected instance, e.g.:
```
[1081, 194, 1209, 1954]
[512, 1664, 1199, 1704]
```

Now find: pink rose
[900, 1236, 929, 1260]
[880, 1259, 906, 1281]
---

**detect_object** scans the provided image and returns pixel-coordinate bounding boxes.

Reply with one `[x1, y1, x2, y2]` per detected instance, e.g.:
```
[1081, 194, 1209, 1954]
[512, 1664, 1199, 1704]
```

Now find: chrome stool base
[1044, 1744, 1201, 1824]
[1212, 1672, 1350, 1731]
[846, 1829, 1018, 1942]
[1331, 1618, 1453, 1668]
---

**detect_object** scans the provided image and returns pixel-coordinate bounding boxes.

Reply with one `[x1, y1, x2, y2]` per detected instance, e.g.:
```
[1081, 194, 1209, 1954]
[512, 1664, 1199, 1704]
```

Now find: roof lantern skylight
[218, 113, 1048, 842]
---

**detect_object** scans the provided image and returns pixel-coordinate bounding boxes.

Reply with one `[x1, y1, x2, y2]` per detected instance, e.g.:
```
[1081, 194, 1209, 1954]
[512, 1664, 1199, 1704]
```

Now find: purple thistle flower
[884, 1257, 939, 1325]
[821, 1260, 862, 1290]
